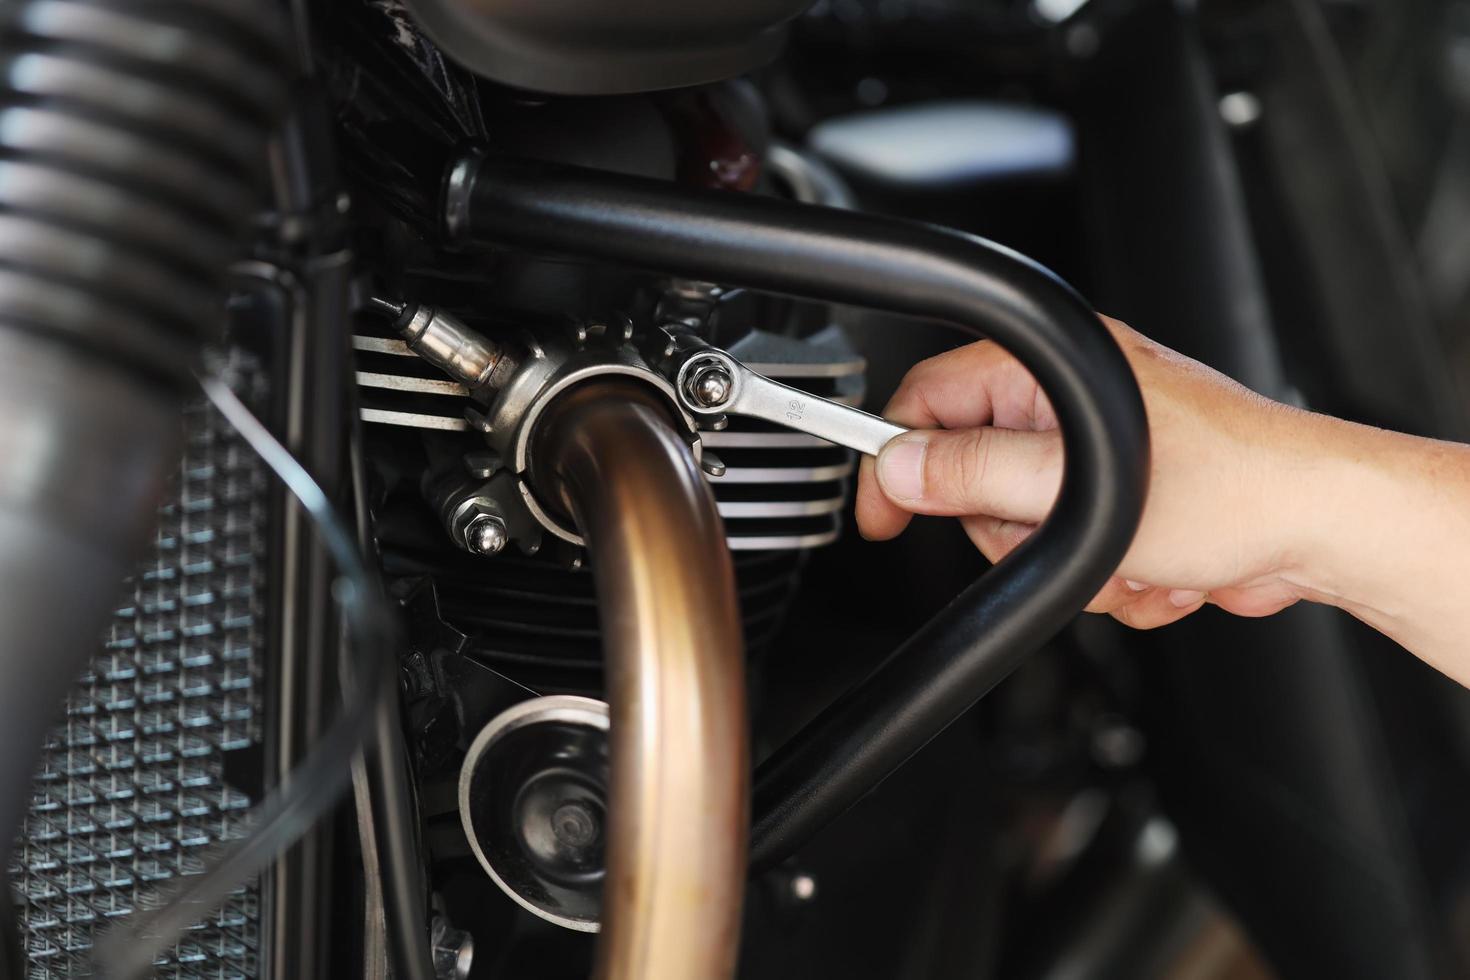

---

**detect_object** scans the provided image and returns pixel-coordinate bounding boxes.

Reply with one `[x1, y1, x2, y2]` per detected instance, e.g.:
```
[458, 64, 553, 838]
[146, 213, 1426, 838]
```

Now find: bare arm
[855, 316, 1470, 686]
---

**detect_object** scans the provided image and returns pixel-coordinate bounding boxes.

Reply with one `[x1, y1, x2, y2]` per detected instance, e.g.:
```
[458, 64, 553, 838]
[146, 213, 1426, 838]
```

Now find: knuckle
[1112, 603, 1160, 631]
[1085, 583, 1129, 614]
[902, 352, 954, 392]
[1111, 606, 1144, 629]
[908, 353, 944, 380]
[1030, 384, 1058, 429]
[1037, 432, 1064, 478]
[913, 339, 995, 380]
[884, 378, 929, 426]
[930, 429, 991, 505]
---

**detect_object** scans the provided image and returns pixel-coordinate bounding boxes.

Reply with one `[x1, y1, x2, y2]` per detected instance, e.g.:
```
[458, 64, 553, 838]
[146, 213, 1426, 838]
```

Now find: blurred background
[737, 1, 1470, 977]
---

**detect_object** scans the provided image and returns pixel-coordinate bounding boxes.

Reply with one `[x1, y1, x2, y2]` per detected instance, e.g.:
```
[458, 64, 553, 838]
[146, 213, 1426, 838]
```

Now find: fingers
[872, 426, 1063, 523]
[855, 337, 1056, 540]
[960, 514, 1034, 560]
[964, 514, 1208, 627]
[883, 340, 1055, 431]
[856, 454, 912, 540]
[1208, 583, 1301, 618]
[1109, 589, 1208, 629]
[963, 516, 1179, 620]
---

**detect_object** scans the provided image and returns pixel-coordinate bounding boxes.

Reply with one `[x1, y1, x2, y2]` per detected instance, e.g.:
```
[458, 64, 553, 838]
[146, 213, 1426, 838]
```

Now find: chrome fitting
[464, 337, 701, 547]
[444, 494, 510, 558]
[464, 513, 508, 556]
[683, 359, 734, 409]
[398, 303, 518, 391]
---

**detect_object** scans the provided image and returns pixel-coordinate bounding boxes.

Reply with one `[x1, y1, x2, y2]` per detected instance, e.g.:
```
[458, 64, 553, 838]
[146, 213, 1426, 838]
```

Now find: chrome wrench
[671, 347, 908, 457]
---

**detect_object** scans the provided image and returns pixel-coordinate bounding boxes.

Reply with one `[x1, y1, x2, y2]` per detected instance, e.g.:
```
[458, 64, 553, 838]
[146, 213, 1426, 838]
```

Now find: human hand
[855, 316, 1322, 630]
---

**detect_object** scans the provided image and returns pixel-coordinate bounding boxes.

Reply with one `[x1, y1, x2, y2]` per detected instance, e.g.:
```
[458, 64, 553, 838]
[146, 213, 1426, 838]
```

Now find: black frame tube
[443, 152, 1150, 870]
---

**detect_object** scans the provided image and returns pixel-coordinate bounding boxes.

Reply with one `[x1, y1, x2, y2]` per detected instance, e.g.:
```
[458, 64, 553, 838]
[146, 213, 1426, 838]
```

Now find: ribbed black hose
[443, 153, 1150, 871]
[0, 0, 288, 864]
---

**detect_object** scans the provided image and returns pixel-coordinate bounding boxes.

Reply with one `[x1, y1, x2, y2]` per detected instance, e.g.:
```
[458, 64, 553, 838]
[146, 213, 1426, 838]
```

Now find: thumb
[874, 427, 1062, 523]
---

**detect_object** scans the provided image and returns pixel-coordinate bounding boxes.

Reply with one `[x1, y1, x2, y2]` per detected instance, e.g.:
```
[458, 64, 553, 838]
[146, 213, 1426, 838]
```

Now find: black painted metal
[400, 0, 805, 95]
[443, 154, 1151, 868]
[262, 90, 436, 980]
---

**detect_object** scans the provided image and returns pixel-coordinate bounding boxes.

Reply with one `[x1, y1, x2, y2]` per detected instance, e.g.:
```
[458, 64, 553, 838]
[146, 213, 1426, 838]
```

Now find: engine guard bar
[442, 151, 1150, 872]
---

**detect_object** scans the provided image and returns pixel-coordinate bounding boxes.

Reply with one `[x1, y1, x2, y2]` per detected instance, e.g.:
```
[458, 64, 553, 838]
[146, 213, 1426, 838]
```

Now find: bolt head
[431, 916, 475, 980]
[466, 514, 508, 556]
[688, 363, 734, 408]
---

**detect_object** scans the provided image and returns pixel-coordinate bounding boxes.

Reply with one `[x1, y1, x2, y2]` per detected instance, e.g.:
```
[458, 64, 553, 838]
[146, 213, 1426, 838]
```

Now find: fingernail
[877, 437, 926, 501]
[1168, 589, 1206, 608]
[1124, 579, 1149, 592]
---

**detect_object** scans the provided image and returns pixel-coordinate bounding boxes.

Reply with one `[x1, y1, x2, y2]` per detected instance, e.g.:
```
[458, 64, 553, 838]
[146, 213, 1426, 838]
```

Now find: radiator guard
[9, 354, 269, 978]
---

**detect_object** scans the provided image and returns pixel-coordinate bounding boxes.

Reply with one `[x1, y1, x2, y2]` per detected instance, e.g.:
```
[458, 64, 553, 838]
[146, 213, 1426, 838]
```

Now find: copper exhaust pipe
[532, 378, 749, 980]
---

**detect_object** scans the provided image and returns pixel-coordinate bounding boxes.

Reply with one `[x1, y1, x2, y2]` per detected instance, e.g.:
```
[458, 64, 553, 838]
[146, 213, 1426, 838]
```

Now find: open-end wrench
[671, 347, 908, 457]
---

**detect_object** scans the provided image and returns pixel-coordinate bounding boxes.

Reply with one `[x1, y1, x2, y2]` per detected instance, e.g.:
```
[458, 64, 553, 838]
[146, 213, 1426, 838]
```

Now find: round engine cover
[401, 0, 809, 95]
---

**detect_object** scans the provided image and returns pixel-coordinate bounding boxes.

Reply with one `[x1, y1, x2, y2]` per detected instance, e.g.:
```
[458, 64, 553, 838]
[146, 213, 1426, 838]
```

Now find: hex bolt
[685, 361, 734, 408]
[465, 514, 508, 556]
[431, 915, 475, 980]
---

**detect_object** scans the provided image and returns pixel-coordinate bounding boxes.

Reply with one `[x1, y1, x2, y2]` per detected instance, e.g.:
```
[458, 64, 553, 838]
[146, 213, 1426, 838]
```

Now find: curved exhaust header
[534, 379, 749, 980]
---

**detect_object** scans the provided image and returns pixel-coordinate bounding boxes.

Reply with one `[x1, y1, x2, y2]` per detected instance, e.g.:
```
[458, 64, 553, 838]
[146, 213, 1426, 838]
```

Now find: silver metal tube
[398, 304, 517, 391]
[532, 379, 749, 980]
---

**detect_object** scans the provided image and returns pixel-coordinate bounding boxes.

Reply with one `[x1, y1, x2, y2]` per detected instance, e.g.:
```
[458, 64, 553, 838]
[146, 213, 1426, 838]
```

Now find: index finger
[883, 339, 1054, 432]
[855, 339, 1052, 541]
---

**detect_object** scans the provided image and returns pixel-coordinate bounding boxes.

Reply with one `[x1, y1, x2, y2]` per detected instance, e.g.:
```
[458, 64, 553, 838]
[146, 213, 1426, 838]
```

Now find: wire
[367, 294, 407, 319]
[93, 374, 397, 980]
[349, 401, 439, 980]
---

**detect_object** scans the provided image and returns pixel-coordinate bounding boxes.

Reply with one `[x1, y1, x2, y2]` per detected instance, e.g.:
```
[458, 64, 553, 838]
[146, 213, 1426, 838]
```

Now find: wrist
[1272, 409, 1470, 645]
[1259, 406, 1379, 609]
[1210, 391, 1470, 684]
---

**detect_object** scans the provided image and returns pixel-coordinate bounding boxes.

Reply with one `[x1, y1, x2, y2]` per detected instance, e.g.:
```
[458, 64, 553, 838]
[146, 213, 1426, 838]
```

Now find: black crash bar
[442, 151, 1150, 871]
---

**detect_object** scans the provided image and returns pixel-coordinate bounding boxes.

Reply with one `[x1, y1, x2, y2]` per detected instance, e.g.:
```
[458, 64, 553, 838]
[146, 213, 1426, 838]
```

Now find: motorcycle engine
[12, 1, 1469, 979]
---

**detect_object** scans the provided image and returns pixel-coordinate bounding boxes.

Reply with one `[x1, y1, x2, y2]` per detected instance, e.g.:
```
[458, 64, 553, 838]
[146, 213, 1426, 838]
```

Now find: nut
[465, 513, 508, 556]
[684, 359, 734, 409]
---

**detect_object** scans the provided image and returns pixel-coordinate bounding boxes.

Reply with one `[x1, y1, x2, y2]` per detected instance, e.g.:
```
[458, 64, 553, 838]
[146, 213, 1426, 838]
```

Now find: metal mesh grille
[9, 356, 269, 978]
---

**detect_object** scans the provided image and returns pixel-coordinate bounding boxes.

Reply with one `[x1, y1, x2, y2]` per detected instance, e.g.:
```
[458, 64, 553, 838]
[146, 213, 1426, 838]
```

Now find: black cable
[349, 419, 438, 980]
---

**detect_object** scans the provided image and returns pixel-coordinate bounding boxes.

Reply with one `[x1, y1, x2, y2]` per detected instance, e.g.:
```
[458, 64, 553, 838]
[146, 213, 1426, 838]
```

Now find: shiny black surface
[401, 0, 807, 95]
[463, 718, 609, 924]
[442, 153, 1150, 869]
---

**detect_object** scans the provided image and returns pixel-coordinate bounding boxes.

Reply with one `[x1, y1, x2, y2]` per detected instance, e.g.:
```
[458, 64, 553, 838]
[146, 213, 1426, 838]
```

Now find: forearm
[1282, 409, 1470, 684]
[858, 322, 1470, 683]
